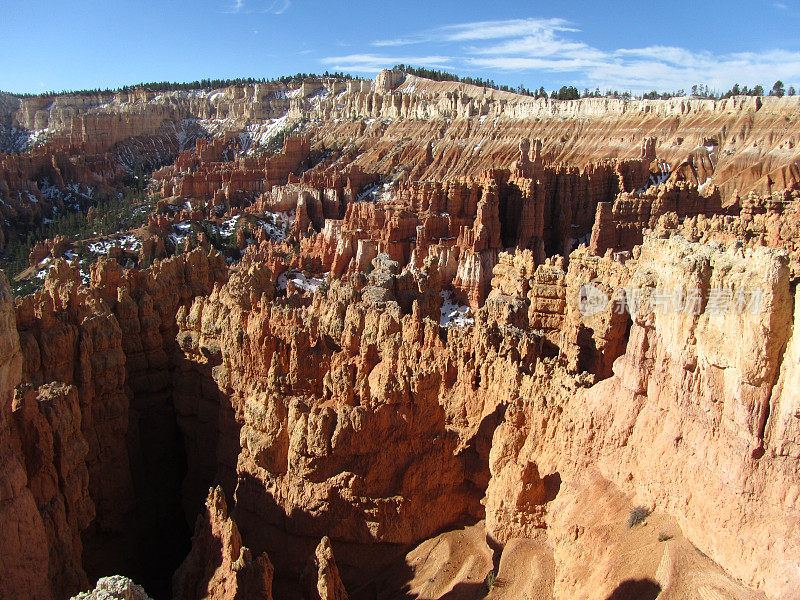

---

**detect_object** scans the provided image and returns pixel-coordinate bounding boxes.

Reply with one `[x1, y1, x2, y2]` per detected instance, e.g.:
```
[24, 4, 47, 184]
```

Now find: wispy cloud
[226, 0, 291, 14]
[470, 31, 604, 61]
[321, 54, 453, 73]
[323, 17, 800, 91]
[373, 18, 575, 47]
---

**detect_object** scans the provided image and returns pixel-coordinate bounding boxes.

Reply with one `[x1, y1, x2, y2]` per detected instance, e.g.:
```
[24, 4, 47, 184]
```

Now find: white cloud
[614, 46, 709, 67]
[321, 54, 454, 73]
[373, 18, 576, 47]
[471, 33, 606, 62]
[226, 0, 290, 14]
[440, 18, 577, 42]
[325, 17, 800, 91]
[271, 0, 291, 14]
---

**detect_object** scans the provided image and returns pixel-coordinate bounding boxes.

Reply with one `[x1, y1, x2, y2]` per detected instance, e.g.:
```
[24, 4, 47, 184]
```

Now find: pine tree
[771, 80, 786, 97]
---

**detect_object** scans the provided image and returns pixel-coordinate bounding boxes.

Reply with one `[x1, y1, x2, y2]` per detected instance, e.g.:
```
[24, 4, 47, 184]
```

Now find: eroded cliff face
[173, 258, 487, 585]
[3, 71, 800, 252]
[164, 235, 798, 598]
[477, 236, 798, 599]
[0, 250, 227, 599]
[174, 486, 273, 600]
[0, 268, 50, 600]
[0, 71, 799, 600]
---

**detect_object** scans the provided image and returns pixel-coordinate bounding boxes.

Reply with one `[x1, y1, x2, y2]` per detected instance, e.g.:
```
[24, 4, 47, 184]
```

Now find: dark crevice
[82, 379, 193, 599]
[605, 579, 662, 600]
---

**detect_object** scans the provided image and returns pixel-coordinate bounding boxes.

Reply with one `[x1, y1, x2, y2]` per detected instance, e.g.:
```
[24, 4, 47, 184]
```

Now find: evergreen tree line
[392, 65, 797, 101]
[6, 72, 357, 99]
[0, 189, 153, 283]
[5, 67, 796, 102]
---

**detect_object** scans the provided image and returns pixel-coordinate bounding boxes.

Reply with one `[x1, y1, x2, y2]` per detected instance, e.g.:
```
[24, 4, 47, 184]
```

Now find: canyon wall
[0, 250, 227, 599]
[0, 72, 799, 600]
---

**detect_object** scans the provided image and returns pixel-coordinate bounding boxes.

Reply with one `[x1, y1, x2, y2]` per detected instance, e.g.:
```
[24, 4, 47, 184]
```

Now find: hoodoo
[1, 58, 799, 600]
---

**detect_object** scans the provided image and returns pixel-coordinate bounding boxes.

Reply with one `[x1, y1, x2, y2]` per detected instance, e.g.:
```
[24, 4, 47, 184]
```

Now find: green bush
[483, 569, 497, 593]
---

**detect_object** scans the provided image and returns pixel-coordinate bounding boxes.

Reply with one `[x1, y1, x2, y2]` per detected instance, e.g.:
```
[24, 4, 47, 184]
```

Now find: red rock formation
[306, 537, 348, 600]
[2, 249, 226, 598]
[172, 255, 493, 584]
[28, 236, 72, 267]
[15, 262, 133, 539]
[0, 270, 51, 600]
[589, 181, 725, 255]
[155, 134, 311, 205]
[3, 73, 800, 600]
[174, 486, 273, 600]
[478, 236, 798, 599]
[12, 383, 94, 599]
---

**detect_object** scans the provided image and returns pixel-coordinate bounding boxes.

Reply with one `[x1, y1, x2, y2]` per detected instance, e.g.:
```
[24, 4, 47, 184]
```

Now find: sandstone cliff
[1, 70, 799, 600]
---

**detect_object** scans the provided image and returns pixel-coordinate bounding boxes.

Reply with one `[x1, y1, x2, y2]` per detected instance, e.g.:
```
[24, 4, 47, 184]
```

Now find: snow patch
[698, 177, 713, 192]
[440, 290, 474, 327]
[277, 269, 328, 294]
[87, 234, 141, 256]
[218, 215, 240, 237]
[258, 210, 293, 243]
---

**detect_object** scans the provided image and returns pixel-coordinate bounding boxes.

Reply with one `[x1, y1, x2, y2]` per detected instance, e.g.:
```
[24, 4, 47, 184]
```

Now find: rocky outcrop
[16, 262, 133, 539]
[71, 576, 153, 600]
[658, 189, 800, 279]
[306, 537, 348, 600]
[12, 383, 94, 599]
[174, 486, 273, 600]
[589, 181, 725, 255]
[1, 250, 226, 599]
[4, 71, 800, 252]
[0, 270, 52, 600]
[174, 255, 485, 583]
[479, 235, 798, 598]
[155, 134, 311, 202]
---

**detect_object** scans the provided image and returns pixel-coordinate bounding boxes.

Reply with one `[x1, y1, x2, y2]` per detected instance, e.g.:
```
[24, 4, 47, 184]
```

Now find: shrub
[658, 532, 673, 542]
[483, 569, 497, 593]
[628, 506, 650, 528]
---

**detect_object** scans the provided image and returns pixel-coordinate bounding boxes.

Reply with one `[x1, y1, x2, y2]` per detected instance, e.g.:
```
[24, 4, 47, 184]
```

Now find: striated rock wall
[479, 235, 798, 599]
[589, 181, 725, 254]
[288, 149, 644, 309]
[169, 232, 800, 598]
[0, 269, 53, 600]
[15, 262, 133, 538]
[3, 73, 800, 246]
[657, 188, 800, 279]
[2, 250, 226, 599]
[173, 256, 487, 583]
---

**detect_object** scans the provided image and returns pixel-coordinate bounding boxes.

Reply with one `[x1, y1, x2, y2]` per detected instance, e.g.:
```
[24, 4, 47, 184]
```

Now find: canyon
[0, 69, 798, 600]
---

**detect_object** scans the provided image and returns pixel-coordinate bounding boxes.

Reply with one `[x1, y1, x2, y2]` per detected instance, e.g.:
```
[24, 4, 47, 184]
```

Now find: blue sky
[2, 0, 800, 94]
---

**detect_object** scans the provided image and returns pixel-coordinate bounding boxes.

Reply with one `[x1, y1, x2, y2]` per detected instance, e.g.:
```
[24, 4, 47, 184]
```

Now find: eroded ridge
[0, 70, 798, 600]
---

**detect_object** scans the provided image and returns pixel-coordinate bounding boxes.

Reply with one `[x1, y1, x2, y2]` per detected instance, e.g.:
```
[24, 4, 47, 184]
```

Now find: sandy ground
[349, 478, 767, 600]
